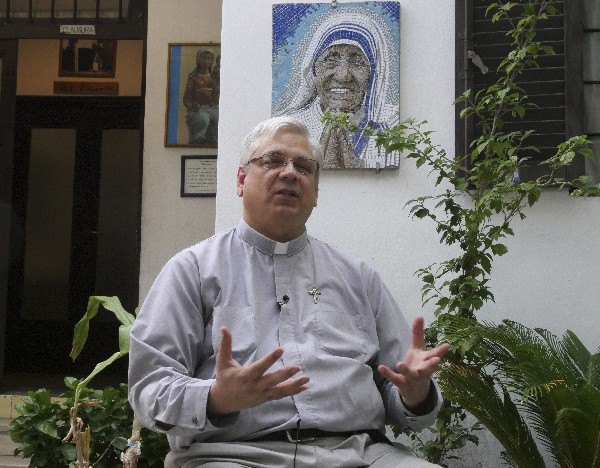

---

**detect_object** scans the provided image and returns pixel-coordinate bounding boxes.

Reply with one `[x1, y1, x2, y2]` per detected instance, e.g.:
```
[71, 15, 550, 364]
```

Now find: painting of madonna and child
[272, 2, 400, 170]
[165, 44, 220, 147]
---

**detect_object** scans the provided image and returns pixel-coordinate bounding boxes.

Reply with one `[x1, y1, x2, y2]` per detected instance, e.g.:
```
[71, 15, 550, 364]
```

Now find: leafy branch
[325, 0, 600, 464]
[326, 1, 599, 320]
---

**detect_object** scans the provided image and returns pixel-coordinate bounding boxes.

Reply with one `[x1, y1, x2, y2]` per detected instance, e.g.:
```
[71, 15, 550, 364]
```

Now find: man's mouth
[276, 189, 299, 198]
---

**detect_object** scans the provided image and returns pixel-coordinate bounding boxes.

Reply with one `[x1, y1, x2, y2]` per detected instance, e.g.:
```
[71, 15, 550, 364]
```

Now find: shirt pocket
[314, 309, 366, 359]
[211, 305, 257, 363]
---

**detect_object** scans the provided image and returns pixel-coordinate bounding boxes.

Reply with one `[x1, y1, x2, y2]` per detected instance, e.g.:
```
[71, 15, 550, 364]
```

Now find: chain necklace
[307, 241, 321, 304]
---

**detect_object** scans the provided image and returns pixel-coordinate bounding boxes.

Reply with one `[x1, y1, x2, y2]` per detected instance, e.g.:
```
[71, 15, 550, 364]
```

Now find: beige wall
[139, 0, 222, 299]
[17, 39, 143, 96]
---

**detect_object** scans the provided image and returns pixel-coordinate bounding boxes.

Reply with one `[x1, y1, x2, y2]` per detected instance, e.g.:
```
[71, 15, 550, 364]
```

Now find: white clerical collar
[237, 219, 308, 256]
[273, 242, 289, 255]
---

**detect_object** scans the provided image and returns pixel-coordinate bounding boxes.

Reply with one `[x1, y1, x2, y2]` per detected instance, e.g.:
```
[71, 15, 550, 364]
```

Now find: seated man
[128, 116, 449, 467]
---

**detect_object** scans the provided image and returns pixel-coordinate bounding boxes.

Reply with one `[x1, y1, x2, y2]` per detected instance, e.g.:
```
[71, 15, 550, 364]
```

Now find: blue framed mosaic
[272, 2, 401, 170]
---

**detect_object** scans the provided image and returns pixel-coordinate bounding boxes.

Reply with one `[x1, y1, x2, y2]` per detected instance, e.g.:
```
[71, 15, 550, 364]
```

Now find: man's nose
[279, 159, 300, 178]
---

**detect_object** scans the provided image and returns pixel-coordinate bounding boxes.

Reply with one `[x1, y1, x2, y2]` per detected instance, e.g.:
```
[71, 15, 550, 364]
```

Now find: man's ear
[236, 166, 246, 197]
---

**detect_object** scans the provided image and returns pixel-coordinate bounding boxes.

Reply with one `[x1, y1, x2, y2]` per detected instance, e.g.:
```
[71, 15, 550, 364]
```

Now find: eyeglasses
[246, 152, 320, 176]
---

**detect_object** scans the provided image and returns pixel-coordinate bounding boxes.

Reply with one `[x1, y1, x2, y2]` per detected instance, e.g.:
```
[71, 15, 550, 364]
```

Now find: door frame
[0, 40, 18, 386]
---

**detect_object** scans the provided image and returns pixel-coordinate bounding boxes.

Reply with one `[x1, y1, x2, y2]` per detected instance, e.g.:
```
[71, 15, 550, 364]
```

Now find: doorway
[0, 40, 18, 390]
[5, 96, 141, 384]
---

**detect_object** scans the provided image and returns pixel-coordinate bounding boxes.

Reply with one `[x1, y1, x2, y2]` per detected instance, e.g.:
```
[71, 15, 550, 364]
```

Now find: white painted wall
[218, 0, 600, 349]
[140, 0, 222, 298]
[217, 0, 457, 328]
[216, 1, 600, 464]
[141, 0, 600, 463]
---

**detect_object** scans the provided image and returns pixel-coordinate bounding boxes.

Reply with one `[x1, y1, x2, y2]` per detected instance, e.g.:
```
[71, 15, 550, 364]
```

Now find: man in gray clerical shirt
[128, 116, 450, 467]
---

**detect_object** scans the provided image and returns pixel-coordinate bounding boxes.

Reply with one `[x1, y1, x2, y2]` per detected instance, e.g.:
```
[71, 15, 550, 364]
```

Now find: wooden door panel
[5, 96, 140, 377]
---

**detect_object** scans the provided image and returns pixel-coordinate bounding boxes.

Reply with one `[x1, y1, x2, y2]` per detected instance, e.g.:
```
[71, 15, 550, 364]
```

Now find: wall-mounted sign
[181, 155, 217, 197]
[53, 81, 119, 95]
[59, 25, 96, 35]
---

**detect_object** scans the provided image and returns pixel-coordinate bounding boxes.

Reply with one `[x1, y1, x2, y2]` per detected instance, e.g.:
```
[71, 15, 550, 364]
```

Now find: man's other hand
[377, 316, 450, 413]
[207, 326, 310, 417]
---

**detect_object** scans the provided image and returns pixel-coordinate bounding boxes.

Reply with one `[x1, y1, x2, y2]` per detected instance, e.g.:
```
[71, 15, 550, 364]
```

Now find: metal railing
[2, 0, 133, 23]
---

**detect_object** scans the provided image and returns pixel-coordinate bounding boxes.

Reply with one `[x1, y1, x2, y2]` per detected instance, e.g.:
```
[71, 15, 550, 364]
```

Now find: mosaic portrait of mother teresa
[272, 2, 400, 170]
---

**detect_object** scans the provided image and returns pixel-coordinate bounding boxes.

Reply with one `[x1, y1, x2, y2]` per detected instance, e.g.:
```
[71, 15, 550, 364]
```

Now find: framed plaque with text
[181, 155, 217, 197]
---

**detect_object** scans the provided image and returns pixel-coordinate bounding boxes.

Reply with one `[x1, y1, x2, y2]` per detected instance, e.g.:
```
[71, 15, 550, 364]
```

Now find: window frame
[455, 0, 585, 181]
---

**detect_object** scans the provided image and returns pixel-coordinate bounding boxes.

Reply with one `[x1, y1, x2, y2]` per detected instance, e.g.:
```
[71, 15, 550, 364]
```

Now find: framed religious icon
[181, 155, 217, 197]
[165, 43, 221, 148]
[59, 39, 117, 78]
[272, 2, 401, 170]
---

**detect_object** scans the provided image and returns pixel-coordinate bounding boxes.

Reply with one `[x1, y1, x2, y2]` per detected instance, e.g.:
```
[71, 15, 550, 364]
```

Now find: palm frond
[439, 359, 546, 468]
[437, 314, 600, 467]
[561, 330, 600, 389]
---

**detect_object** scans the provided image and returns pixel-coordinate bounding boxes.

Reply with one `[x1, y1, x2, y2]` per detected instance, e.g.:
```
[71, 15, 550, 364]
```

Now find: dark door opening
[0, 40, 18, 391]
[5, 96, 141, 388]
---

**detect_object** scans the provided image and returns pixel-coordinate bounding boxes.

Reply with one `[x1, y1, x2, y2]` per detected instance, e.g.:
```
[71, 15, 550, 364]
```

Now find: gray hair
[240, 116, 324, 170]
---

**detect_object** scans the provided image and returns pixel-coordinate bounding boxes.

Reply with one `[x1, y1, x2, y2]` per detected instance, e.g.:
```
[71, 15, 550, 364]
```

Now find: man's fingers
[265, 376, 310, 401]
[431, 342, 451, 359]
[216, 326, 233, 366]
[410, 344, 450, 363]
[396, 357, 441, 376]
[378, 365, 404, 386]
[248, 347, 285, 377]
[411, 316, 425, 349]
[260, 365, 303, 388]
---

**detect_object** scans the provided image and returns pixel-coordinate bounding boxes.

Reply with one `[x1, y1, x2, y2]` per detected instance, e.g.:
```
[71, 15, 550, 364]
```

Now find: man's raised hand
[207, 326, 310, 417]
[377, 316, 450, 412]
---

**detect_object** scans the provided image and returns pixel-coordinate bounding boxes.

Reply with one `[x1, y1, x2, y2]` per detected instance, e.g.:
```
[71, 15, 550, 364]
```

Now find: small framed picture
[181, 155, 217, 197]
[165, 43, 221, 148]
[59, 39, 117, 78]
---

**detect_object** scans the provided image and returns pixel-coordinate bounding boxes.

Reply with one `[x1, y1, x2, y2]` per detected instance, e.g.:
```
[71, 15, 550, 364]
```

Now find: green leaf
[527, 187, 541, 206]
[78, 351, 128, 392]
[414, 208, 429, 219]
[119, 324, 132, 354]
[96, 296, 136, 326]
[70, 296, 134, 361]
[491, 244, 509, 256]
[34, 420, 59, 438]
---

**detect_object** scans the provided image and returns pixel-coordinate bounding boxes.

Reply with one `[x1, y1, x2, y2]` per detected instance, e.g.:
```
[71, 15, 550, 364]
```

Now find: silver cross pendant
[308, 285, 321, 304]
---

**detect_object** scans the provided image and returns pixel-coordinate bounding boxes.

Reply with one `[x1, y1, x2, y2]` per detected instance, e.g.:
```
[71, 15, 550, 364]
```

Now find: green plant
[392, 399, 482, 466]
[325, 0, 600, 465]
[62, 296, 140, 467]
[69, 296, 137, 410]
[8, 296, 156, 467]
[9, 378, 169, 467]
[327, 2, 599, 320]
[8, 388, 76, 466]
[438, 316, 600, 467]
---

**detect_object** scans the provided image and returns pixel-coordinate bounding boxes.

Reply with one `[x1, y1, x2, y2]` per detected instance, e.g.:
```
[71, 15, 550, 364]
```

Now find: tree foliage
[325, 0, 600, 465]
